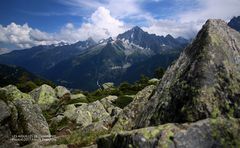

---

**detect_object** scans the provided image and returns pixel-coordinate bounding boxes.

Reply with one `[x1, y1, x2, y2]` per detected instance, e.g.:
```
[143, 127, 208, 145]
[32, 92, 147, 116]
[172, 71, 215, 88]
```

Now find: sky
[0, 0, 240, 50]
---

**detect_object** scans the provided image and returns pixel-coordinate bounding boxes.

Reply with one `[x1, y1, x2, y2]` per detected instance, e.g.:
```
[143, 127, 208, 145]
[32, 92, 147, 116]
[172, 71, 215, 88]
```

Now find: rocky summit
[0, 19, 240, 148]
[132, 19, 240, 127]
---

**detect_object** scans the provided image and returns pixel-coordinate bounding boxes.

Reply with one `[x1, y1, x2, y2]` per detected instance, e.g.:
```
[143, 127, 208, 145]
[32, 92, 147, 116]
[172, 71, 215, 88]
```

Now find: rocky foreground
[1, 19, 240, 148]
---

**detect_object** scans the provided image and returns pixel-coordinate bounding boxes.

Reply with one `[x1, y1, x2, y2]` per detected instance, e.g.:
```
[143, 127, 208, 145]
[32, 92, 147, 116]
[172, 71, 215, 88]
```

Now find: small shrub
[114, 95, 134, 108]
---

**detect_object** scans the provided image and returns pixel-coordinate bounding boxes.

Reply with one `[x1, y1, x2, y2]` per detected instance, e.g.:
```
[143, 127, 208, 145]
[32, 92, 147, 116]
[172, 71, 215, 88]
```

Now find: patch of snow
[131, 33, 134, 39]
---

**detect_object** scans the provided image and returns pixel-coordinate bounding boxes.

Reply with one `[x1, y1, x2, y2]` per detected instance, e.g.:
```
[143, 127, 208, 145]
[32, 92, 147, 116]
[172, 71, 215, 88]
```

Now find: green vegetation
[84, 75, 155, 106]
[54, 128, 109, 147]
[114, 96, 134, 109]
[0, 64, 55, 92]
[49, 117, 72, 135]
[154, 67, 165, 79]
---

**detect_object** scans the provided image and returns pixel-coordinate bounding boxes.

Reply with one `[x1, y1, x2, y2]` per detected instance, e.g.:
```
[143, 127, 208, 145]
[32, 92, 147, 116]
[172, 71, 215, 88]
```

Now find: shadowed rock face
[130, 19, 240, 127]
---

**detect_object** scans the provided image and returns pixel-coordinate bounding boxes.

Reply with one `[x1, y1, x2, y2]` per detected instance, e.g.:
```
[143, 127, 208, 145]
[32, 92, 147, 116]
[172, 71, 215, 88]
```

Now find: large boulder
[100, 95, 122, 116]
[70, 93, 86, 100]
[75, 101, 110, 124]
[75, 109, 92, 127]
[55, 86, 70, 99]
[131, 19, 240, 128]
[1, 85, 32, 101]
[97, 117, 240, 148]
[30, 84, 58, 111]
[0, 85, 50, 146]
[102, 82, 114, 90]
[112, 85, 156, 132]
[0, 99, 14, 147]
[62, 103, 92, 127]
[63, 104, 77, 120]
[70, 93, 88, 103]
[0, 99, 11, 123]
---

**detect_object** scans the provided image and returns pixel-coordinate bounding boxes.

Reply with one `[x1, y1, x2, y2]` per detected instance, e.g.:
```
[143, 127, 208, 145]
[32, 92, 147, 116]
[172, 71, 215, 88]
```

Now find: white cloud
[1, 0, 240, 49]
[0, 7, 127, 49]
[0, 23, 58, 49]
[143, 19, 200, 38]
[59, 7, 126, 42]
[144, 0, 240, 38]
[105, 0, 141, 18]
[179, 0, 240, 22]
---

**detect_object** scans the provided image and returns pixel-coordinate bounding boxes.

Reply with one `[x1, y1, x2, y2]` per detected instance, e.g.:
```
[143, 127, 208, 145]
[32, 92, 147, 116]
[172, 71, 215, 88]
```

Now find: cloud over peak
[59, 7, 126, 42]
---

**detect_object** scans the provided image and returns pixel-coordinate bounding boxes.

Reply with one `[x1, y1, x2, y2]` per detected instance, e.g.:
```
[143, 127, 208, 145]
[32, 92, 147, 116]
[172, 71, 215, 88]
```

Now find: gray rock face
[0, 85, 50, 147]
[0, 99, 14, 147]
[102, 82, 114, 90]
[55, 86, 70, 99]
[63, 104, 77, 120]
[112, 85, 156, 132]
[100, 95, 122, 116]
[29, 84, 58, 111]
[62, 96, 122, 131]
[75, 101, 110, 123]
[131, 19, 240, 127]
[14, 99, 50, 136]
[97, 117, 240, 148]
[0, 99, 11, 123]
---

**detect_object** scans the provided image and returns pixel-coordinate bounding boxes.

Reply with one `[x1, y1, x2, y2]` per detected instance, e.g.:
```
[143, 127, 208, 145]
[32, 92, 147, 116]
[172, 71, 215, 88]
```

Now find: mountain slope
[121, 53, 179, 82]
[44, 27, 188, 90]
[0, 27, 188, 91]
[0, 64, 54, 92]
[111, 19, 240, 130]
[0, 38, 96, 74]
[228, 16, 240, 32]
[45, 39, 155, 90]
[0, 48, 11, 55]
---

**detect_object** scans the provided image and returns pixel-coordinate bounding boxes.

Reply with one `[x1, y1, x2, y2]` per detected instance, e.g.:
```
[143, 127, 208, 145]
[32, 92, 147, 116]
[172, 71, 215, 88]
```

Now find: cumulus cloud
[0, 7, 127, 49]
[59, 7, 126, 42]
[0, 23, 58, 49]
[2, 0, 240, 49]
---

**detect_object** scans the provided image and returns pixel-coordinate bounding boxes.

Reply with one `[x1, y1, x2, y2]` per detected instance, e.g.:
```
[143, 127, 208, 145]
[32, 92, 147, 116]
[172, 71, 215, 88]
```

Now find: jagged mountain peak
[74, 38, 96, 49]
[98, 37, 114, 44]
[86, 37, 95, 42]
[117, 26, 145, 40]
[117, 25, 188, 53]
[130, 26, 144, 33]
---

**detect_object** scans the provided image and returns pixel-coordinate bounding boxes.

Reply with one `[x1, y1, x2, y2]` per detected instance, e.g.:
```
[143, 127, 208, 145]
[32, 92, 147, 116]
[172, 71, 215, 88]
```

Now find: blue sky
[0, 0, 240, 49]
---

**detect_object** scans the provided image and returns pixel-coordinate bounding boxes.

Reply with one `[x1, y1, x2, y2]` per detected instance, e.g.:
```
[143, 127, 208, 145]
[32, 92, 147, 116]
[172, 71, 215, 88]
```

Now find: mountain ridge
[0, 63, 54, 92]
[0, 26, 189, 90]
